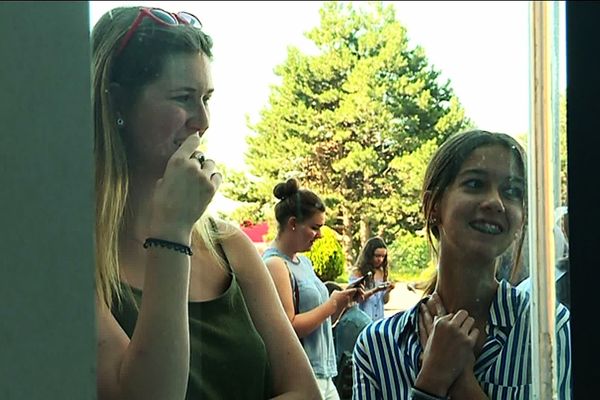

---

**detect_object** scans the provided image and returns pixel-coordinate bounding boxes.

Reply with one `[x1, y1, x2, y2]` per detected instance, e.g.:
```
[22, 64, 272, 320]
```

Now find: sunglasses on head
[117, 7, 202, 55]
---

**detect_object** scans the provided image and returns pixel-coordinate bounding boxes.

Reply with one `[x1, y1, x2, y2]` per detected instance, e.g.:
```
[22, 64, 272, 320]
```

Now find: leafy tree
[222, 1, 470, 265]
[559, 95, 567, 205]
[514, 93, 567, 206]
[387, 229, 431, 279]
[217, 165, 272, 223]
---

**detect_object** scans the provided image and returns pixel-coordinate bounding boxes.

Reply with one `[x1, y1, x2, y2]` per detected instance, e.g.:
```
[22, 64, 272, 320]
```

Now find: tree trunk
[360, 215, 371, 245]
[341, 205, 354, 271]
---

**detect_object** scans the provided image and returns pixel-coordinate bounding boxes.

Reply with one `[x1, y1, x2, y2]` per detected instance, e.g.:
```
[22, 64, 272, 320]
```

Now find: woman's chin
[302, 242, 315, 252]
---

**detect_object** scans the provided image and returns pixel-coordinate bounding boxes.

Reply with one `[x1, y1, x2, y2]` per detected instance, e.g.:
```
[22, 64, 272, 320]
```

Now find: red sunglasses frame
[117, 7, 201, 55]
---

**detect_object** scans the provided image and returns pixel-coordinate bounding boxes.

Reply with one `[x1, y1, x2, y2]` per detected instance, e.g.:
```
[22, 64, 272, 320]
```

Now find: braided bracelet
[143, 238, 193, 256]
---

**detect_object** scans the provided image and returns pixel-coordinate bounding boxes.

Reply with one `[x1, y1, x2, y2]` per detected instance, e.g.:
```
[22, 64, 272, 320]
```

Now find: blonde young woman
[92, 6, 319, 400]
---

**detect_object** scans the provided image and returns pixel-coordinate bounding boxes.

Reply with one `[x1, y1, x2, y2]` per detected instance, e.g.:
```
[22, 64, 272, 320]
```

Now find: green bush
[388, 229, 432, 281]
[303, 226, 346, 282]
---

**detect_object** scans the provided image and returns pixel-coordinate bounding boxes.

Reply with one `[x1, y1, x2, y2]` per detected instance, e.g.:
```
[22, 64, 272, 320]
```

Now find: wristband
[410, 387, 448, 400]
[143, 238, 193, 256]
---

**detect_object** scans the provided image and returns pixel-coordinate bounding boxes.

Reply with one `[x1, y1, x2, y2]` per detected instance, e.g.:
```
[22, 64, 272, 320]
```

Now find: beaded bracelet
[143, 238, 193, 256]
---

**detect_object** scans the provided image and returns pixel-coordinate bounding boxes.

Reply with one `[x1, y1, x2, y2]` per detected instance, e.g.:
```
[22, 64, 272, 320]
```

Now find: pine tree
[222, 1, 471, 262]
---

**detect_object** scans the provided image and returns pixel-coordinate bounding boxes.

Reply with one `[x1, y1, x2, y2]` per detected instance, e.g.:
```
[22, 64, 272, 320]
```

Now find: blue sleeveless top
[262, 247, 337, 378]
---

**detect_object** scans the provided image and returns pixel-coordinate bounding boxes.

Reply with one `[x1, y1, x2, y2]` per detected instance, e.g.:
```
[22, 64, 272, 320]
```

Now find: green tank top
[112, 274, 272, 399]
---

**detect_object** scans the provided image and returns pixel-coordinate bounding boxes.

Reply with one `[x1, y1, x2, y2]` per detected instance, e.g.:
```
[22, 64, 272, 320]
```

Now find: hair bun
[273, 178, 299, 200]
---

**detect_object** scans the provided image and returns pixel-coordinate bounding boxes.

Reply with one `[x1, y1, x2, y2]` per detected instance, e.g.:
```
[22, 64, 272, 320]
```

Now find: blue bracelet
[410, 387, 448, 400]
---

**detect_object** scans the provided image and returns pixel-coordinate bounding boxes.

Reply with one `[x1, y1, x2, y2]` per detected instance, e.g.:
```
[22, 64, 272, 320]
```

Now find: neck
[435, 250, 498, 319]
[272, 235, 298, 261]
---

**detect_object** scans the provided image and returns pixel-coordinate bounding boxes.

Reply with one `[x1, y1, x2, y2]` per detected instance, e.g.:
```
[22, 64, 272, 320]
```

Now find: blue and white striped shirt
[353, 280, 571, 399]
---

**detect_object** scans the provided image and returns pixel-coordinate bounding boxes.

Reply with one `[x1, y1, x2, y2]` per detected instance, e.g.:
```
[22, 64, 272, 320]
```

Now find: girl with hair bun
[263, 178, 359, 400]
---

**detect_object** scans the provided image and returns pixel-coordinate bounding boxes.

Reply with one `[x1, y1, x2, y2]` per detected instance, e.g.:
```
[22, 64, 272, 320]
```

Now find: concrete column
[0, 2, 96, 398]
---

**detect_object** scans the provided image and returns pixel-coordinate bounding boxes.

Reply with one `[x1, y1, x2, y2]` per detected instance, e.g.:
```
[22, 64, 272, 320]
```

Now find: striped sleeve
[353, 324, 381, 400]
[556, 305, 572, 400]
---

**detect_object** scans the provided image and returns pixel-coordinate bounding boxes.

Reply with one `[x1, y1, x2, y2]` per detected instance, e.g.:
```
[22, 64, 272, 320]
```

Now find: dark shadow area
[566, 3, 600, 397]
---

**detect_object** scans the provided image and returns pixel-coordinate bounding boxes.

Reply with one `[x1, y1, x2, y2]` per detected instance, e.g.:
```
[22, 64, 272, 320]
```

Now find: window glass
[89, 1, 570, 397]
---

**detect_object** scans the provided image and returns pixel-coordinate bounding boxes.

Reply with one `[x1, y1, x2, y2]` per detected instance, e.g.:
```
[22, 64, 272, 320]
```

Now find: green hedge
[303, 226, 346, 282]
[388, 229, 432, 281]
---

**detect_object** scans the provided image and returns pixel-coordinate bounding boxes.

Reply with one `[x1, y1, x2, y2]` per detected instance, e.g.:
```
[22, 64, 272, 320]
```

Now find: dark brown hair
[273, 178, 326, 232]
[353, 237, 389, 283]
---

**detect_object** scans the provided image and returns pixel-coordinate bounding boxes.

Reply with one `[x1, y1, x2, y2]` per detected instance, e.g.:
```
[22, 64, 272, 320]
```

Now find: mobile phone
[347, 271, 372, 289]
[376, 281, 392, 289]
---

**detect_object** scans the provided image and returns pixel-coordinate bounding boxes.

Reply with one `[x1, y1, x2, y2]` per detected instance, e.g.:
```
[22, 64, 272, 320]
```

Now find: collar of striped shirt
[353, 279, 572, 399]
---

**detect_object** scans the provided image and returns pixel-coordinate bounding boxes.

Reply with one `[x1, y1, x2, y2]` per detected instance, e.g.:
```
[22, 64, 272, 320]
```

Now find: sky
[89, 1, 566, 213]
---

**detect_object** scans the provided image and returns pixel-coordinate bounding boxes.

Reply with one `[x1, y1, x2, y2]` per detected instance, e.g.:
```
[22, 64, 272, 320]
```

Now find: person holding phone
[350, 237, 396, 321]
[263, 178, 359, 400]
[92, 6, 320, 399]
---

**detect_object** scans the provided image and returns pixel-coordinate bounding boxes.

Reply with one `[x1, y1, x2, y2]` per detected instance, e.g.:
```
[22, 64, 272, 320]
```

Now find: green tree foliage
[217, 165, 272, 224]
[387, 229, 431, 279]
[559, 95, 567, 204]
[514, 93, 568, 205]
[222, 1, 470, 265]
[303, 226, 346, 281]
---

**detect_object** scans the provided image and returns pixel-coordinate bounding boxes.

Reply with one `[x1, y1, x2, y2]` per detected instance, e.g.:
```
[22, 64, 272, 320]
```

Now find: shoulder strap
[207, 217, 231, 268]
[289, 267, 300, 315]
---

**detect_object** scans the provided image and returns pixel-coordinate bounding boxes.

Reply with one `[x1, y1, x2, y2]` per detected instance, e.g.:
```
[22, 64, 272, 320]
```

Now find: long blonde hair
[92, 7, 224, 308]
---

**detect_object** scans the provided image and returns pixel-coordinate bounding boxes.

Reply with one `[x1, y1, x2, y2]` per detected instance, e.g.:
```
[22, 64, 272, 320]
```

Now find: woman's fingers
[420, 303, 434, 337]
[459, 315, 475, 333]
[196, 159, 222, 190]
[355, 287, 366, 303]
[153, 134, 223, 227]
[177, 133, 201, 157]
[210, 171, 223, 187]
[430, 292, 447, 317]
[468, 327, 480, 343]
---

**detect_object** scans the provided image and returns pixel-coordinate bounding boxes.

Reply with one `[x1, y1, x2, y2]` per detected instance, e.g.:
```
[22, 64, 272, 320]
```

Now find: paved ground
[383, 282, 424, 317]
[339, 281, 425, 317]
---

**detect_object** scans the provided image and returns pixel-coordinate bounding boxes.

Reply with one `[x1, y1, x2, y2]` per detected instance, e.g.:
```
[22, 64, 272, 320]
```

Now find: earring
[116, 111, 125, 128]
[292, 226, 296, 231]
[429, 216, 438, 225]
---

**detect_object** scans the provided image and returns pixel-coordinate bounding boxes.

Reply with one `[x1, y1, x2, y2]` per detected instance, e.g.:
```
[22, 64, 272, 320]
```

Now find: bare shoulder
[212, 219, 263, 269]
[212, 218, 253, 250]
[263, 255, 291, 282]
[263, 252, 285, 267]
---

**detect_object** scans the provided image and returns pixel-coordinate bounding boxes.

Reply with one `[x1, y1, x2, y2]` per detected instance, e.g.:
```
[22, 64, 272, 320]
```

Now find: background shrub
[303, 226, 346, 282]
[388, 229, 432, 281]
